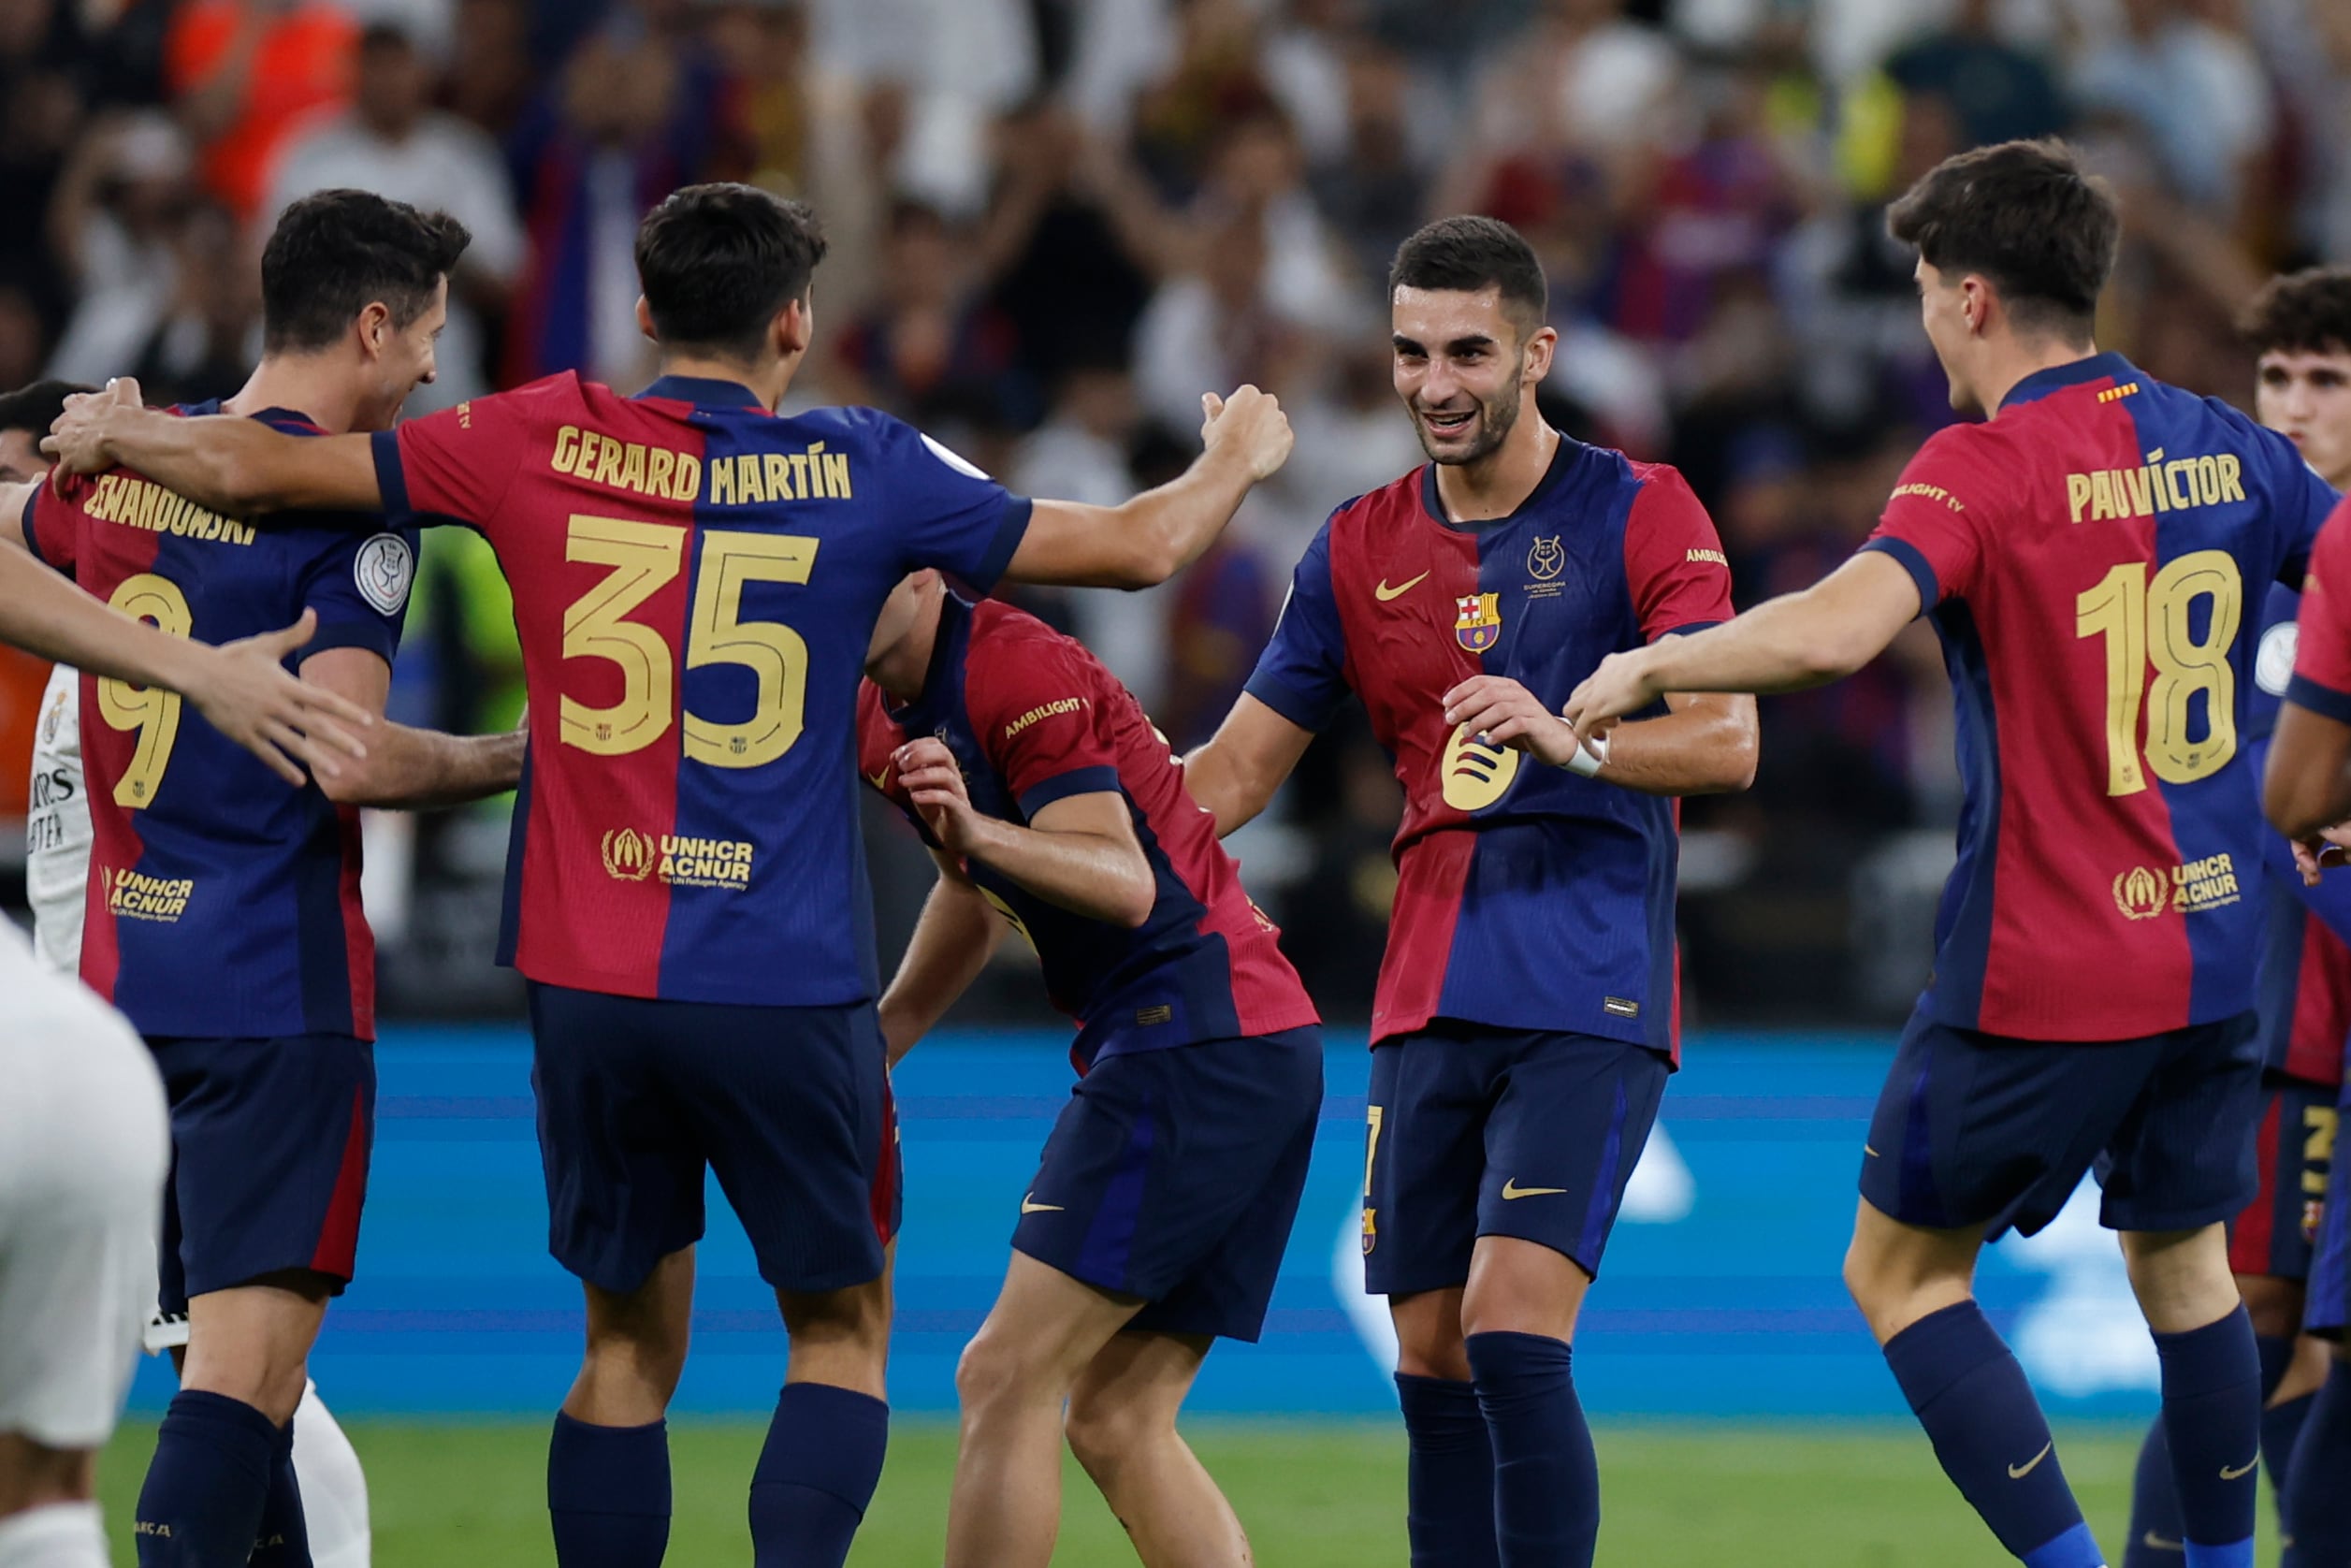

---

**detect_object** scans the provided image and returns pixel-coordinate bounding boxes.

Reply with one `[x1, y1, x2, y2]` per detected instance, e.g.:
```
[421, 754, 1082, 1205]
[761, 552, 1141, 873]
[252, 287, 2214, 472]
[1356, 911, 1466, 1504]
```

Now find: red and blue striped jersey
[2247, 583, 2351, 1088]
[371, 372, 1030, 1006]
[1864, 354, 2338, 1041]
[857, 595, 1318, 1070]
[1242, 437, 1734, 1057]
[22, 405, 415, 1039]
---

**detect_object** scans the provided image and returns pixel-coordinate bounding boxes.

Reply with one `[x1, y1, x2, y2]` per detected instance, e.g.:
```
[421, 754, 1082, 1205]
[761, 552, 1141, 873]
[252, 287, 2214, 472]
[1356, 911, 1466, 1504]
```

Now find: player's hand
[2292, 823, 2351, 884]
[42, 376, 142, 478]
[896, 736, 987, 857]
[1200, 385, 1293, 483]
[184, 609, 374, 788]
[1562, 648, 1664, 745]
[1442, 674, 1597, 770]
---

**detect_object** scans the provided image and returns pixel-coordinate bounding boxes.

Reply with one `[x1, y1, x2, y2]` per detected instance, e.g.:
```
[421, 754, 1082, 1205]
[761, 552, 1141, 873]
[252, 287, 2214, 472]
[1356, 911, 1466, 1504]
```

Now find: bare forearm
[88, 411, 377, 514]
[878, 878, 1002, 1061]
[1639, 597, 1875, 696]
[961, 816, 1154, 927]
[2265, 708, 2351, 839]
[1117, 446, 1255, 586]
[1179, 743, 1270, 836]
[328, 727, 523, 810]
[1594, 695, 1758, 796]
[0, 543, 222, 692]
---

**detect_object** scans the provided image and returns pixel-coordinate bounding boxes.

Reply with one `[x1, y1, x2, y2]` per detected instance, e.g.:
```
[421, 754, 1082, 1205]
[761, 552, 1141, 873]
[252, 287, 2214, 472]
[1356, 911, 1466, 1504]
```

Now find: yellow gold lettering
[675, 454, 701, 501]
[736, 454, 767, 505]
[823, 452, 851, 498]
[590, 437, 625, 489]
[2219, 453, 2244, 502]
[711, 456, 735, 506]
[646, 446, 675, 498]
[554, 425, 581, 473]
[763, 452, 793, 501]
[788, 452, 810, 498]
[618, 442, 646, 496]
[2068, 473, 2091, 523]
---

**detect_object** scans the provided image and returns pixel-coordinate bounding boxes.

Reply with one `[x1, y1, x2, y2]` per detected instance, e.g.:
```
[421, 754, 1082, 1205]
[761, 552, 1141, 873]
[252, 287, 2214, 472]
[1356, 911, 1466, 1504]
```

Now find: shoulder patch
[2257, 620, 2300, 697]
[921, 432, 992, 481]
[354, 532, 415, 616]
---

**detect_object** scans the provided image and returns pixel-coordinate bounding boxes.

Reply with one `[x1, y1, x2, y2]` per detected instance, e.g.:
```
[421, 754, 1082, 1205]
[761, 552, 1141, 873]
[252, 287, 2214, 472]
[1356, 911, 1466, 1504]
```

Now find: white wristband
[1564, 725, 1609, 777]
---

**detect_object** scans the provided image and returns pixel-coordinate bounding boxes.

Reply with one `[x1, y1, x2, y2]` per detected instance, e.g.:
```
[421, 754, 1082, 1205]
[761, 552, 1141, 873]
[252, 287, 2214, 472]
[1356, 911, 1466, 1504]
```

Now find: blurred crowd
[3, 0, 2347, 1022]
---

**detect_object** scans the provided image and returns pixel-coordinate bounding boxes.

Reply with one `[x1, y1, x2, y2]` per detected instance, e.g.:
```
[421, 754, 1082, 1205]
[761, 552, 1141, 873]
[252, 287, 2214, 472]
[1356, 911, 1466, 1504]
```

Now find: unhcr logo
[2112, 865, 2167, 921]
[602, 827, 655, 881]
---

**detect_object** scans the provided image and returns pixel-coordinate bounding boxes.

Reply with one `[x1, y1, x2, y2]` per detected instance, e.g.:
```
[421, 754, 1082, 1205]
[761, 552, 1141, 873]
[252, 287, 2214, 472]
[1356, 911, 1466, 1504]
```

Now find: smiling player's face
[2257, 347, 2351, 491]
[1391, 285, 1545, 467]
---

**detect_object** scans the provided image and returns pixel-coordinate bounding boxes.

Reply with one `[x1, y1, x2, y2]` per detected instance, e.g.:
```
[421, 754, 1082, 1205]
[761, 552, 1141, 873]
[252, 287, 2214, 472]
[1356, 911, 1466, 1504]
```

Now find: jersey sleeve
[370, 393, 534, 539]
[1860, 427, 1994, 612]
[294, 524, 421, 664]
[2255, 421, 2344, 588]
[866, 413, 1032, 592]
[1241, 516, 1351, 733]
[972, 640, 1125, 820]
[1622, 464, 1734, 639]
[2288, 497, 2351, 724]
[20, 480, 78, 576]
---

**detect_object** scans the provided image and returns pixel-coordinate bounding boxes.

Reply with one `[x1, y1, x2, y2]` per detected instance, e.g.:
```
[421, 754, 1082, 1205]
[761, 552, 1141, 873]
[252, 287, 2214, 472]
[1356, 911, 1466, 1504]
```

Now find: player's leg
[1064, 1332, 1242, 1567]
[1369, 1032, 1498, 1568]
[1847, 1012, 2160, 1568]
[0, 990, 167, 1568]
[288, 1382, 369, 1568]
[943, 1253, 1144, 1568]
[685, 999, 896, 1568]
[2108, 1013, 2270, 1568]
[1454, 1031, 1665, 1568]
[138, 1033, 373, 1568]
[2282, 1086, 2351, 1568]
[525, 984, 709, 1568]
[1054, 1028, 1323, 1568]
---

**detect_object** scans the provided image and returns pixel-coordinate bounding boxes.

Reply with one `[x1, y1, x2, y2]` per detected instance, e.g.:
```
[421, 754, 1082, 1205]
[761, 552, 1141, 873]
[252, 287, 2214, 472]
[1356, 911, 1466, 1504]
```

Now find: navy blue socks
[547, 1412, 672, 1567]
[2126, 1418, 2185, 1565]
[135, 1389, 282, 1567]
[249, 1412, 312, 1567]
[2282, 1358, 2351, 1568]
[1464, 1331, 1599, 1568]
[2153, 1306, 2260, 1568]
[747, 1382, 889, 1568]
[1394, 1372, 1500, 1568]
[1880, 1301, 2102, 1568]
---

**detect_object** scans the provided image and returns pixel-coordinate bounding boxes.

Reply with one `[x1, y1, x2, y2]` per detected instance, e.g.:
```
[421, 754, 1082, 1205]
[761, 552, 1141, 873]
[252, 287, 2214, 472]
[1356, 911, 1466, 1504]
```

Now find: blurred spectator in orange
[268, 22, 522, 407]
[165, 0, 356, 220]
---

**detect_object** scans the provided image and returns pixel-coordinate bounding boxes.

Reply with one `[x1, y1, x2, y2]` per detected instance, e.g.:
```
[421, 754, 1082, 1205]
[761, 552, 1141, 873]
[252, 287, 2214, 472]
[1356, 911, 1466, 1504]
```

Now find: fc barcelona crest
[1455, 592, 1502, 653]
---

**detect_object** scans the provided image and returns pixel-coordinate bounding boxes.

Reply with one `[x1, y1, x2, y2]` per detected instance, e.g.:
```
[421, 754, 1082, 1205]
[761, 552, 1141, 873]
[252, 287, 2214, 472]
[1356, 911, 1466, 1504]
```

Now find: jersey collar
[884, 591, 976, 731]
[1998, 351, 2138, 412]
[636, 374, 768, 410]
[1417, 428, 1579, 531]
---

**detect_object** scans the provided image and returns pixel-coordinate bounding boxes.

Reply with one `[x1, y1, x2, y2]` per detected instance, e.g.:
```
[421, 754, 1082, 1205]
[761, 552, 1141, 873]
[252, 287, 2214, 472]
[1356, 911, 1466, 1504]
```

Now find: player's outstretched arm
[1004, 386, 1292, 588]
[0, 534, 370, 784]
[45, 378, 384, 515]
[298, 647, 524, 809]
[1564, 550, 1921, 739]
[1182, 695, 1314, 837]
[878, 857, 1007, 1066]
[1441, 675, 1757, 794]
[896, 737, 1156, 926]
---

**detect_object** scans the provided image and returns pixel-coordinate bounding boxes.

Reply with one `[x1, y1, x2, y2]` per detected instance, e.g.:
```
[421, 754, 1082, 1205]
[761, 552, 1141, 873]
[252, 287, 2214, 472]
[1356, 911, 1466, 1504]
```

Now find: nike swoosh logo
[1864, 1146, 1880, 1156]
[2220, 1458, 2257, 1480]
[1375, 571, 1430, 602]
[2140, 1532, 2184, 1553]
[2007, 1443, 2052, 1479]
[1501, 1179, 1568, 1200]
[1019, 1194, 1064, 1214]
[866, 769, 890, 791]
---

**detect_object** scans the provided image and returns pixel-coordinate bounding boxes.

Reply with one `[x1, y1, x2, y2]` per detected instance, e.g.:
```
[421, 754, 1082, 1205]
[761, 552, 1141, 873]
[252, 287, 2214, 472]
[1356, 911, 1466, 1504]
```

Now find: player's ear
[635, 296, 657, 344]
[775, 293, 813, 358]
[356, 301, 393, 363]
[1521, 323, 1559, 386]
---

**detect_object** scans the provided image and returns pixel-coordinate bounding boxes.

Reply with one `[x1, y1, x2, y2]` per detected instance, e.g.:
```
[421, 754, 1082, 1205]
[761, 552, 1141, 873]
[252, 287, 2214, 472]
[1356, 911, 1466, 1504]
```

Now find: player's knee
[1062, 1389, 1164, 1476]
[953, 1326, 1045, 1415]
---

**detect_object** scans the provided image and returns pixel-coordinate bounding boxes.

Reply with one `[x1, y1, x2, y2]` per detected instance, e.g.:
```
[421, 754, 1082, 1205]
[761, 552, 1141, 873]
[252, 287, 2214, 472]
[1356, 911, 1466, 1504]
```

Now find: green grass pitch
[94, 1418, 2280, 1564]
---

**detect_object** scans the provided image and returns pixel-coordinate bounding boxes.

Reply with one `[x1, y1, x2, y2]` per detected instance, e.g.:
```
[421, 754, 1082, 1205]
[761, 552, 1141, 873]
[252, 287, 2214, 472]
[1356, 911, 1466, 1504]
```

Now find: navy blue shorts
[529, 983, 899, 1296]
[151, 1033, 374, 1314]
[1362, 1024, 1668, 1296]
[1012, 1027, 1323, 1343]
[1860, 1006, 2261, 1238]
[2227, 1076, 2337, 1282]
[2306, 1077, 2351, 1339]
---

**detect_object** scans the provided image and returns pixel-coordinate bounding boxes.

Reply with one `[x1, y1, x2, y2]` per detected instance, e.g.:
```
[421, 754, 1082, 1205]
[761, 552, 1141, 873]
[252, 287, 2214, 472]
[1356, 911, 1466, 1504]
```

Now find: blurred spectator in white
[1307, 41, 1443, 288]
[1133, 204, 1311, 434]
[1882, 0, 2070, 148]
[1281, 333, 1425, 547]
[165, 0, 356, 221]
[266, 22, 522, 408]
[2253, 0, 2351, 261]
[1260, 0, 1357, 167]
[123, 198, 257, 407]
[805, 0, 1036, 215]
[1463, 0, 1680, 163]
[1129, 0, 1278, 197]
[2071, 0, 2272, 218]
[502, 3, 747, 388]
[46, 111, 195, 385]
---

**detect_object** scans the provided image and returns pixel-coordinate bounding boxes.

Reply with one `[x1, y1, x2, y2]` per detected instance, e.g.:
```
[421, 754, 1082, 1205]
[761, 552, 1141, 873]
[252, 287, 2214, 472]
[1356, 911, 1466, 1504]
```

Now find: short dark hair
[1388, 215, 1547, 336]
[1886, 138, 2120, 338]
[2240, 268, 2351, 358]
[0, 380, 95, 437]
[635, 183, 828, 363]
[260, 189, 471, 354]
